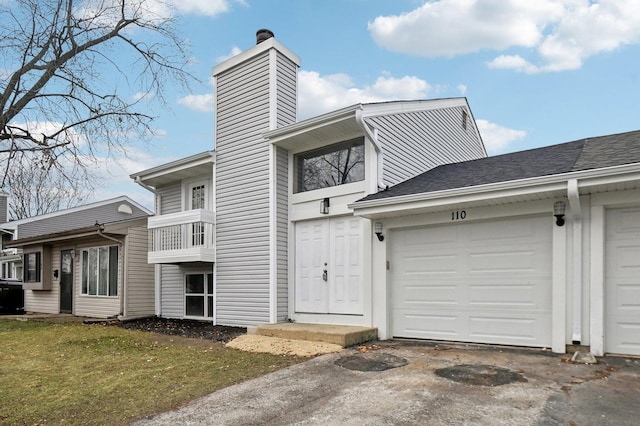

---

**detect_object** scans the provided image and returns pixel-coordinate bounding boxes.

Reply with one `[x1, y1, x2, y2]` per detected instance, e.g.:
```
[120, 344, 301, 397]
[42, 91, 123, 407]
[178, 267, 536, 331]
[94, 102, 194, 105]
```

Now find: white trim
[212, 37, 301, 76]
[552, 213, 567, 353]
[589, 204, 605, 356]
[268, 144, 277, 323]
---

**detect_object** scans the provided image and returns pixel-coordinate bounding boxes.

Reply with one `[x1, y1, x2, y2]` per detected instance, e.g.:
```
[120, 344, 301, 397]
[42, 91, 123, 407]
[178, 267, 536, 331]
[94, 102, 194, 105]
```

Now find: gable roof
[358, 130, 640, 202]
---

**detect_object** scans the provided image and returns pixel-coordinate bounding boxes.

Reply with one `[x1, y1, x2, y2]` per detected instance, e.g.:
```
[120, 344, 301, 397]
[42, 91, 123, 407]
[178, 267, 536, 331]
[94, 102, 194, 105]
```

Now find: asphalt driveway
[133, 341, 640, 425]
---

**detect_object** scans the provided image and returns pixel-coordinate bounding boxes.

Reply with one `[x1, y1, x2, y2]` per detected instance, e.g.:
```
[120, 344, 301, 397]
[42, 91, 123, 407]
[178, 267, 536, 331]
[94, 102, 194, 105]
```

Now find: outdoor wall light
[320, 197, 330, 214]
[374, 222, 385, 241]
[554, 201, 566, 226]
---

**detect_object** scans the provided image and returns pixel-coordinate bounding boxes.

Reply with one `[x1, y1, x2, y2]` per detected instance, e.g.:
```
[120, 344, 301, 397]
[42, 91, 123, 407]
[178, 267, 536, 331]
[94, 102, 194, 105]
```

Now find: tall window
[81, 246, 118, 296]
[191, 184, 206, 209]
[295, 137, 365, 193]
[23, 252, 41, 283]
[190, 183, 207, 246]
[185, 273, 213, 318]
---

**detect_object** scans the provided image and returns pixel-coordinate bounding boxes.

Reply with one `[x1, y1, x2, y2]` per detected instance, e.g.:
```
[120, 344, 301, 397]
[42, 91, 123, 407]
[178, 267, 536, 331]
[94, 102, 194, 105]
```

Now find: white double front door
[295, 217, 364, 315]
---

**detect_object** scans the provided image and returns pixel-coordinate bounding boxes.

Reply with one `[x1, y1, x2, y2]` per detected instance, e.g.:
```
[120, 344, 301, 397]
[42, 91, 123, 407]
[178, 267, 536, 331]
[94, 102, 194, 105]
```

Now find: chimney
[256, 29, 274, 44]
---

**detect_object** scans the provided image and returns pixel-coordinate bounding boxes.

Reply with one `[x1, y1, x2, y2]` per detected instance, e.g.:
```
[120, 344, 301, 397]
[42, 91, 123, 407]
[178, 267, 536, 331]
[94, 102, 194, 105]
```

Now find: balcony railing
[147, 209, 215, 264]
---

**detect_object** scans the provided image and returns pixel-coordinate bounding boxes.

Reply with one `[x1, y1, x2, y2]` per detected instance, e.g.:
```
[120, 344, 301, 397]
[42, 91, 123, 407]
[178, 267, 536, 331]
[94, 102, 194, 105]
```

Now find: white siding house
[132, 29, 640, 357]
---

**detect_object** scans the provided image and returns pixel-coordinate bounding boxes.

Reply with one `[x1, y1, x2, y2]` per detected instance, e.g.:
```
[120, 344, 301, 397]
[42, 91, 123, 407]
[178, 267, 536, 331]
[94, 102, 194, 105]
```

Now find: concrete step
[252, 323, 378, 348]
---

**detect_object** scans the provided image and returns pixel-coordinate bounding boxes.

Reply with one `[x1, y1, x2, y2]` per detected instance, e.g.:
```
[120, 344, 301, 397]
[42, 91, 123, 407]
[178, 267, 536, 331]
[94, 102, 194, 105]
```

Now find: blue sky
[96, 0, 640, 209]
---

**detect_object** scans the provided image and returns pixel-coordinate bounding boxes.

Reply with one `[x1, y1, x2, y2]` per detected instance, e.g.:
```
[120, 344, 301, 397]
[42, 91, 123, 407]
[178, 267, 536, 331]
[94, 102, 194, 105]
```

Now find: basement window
[295, 137, 365, 193]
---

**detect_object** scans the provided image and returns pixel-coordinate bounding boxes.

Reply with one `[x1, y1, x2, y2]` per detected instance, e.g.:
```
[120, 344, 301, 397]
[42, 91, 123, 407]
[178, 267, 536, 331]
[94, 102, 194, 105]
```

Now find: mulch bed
[115, 317, 246, 342]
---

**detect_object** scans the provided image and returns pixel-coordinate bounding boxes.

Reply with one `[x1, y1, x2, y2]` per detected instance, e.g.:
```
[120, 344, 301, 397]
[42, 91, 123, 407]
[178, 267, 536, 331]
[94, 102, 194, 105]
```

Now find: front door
[295, 217, 363, 315]
[60, 250, 73, 314]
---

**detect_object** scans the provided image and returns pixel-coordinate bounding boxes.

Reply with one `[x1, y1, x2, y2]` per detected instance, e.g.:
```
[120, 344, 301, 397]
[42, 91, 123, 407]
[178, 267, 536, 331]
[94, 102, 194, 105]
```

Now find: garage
[390, 214, 553, 347]
[605, 207, 640, 356]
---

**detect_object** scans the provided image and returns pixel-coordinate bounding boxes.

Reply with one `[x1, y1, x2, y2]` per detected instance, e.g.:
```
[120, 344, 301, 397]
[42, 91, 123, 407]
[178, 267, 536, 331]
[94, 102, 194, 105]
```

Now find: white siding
[276, 147, 289, 321]
[215, 49, 298, 326]
[158, 183, 181, 215]
[160, 264, 183, 318]
[124, 226, 155, 318]
[368, 106, 485, 187]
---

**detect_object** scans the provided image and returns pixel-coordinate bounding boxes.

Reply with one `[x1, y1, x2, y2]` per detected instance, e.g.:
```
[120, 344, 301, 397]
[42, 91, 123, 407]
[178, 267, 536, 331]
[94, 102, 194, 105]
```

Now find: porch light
[320, 197, 330, 214]
[374, 222, 384, 241]
[554, 201, 566, 227]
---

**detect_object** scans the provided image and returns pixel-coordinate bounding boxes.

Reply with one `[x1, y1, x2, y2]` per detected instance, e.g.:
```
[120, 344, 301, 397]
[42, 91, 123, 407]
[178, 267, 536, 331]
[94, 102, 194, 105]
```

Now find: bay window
[82, 245, 118, 296]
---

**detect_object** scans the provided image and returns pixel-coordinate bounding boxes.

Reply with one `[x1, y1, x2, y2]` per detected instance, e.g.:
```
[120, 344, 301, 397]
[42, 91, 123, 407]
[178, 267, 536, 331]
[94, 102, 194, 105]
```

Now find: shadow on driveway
[133, 341, 640, 425]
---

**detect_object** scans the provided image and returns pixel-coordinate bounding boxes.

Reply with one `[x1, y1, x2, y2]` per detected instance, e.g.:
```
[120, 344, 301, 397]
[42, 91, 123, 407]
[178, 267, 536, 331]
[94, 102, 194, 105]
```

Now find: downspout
[355, 109, 386, 191]
[567, 179, 582, 344]
[96, 224, 126, 319]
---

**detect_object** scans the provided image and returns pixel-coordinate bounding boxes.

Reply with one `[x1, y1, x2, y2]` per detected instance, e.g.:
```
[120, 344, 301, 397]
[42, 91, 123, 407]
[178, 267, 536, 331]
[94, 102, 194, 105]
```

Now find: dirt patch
[113, 317, 245, 342]
[335, 353, 408, 371]
[434, 364, 528, 386]
[226, 334, 343, 357]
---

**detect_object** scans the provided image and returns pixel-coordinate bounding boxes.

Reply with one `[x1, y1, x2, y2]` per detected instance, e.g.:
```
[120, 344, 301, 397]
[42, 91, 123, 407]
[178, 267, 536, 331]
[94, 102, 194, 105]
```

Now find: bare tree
[0, 0, 193, 219]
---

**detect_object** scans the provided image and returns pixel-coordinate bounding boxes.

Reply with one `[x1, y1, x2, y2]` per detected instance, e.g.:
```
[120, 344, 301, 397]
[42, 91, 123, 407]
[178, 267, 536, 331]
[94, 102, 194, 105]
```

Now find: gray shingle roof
[360, 129, 640, 202]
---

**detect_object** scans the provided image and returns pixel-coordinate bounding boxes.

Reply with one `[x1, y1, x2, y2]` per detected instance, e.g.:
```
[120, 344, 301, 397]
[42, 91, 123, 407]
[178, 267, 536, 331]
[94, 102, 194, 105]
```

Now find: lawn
[0, 319, 304, 425]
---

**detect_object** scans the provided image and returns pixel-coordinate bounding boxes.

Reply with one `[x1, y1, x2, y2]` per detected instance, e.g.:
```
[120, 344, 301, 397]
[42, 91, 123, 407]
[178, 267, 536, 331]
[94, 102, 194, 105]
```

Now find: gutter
[355, 108, 386, 190]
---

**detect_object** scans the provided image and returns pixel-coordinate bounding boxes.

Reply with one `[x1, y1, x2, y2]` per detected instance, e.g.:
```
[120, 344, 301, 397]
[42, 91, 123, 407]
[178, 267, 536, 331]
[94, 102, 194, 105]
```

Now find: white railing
[147, 209, 215, 263]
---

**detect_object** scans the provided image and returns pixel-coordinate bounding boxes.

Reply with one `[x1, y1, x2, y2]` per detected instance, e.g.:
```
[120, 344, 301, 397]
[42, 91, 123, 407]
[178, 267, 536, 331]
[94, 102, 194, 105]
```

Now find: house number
[451, 210, 467, 221]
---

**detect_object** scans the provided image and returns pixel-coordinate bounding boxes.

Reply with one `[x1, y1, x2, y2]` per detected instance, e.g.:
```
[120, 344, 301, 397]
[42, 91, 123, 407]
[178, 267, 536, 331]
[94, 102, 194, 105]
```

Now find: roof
[359, 129, 640, 202]
[266, 98, 477, 152]
[0, 196, 151, 229]
[130, 150, 215, 188]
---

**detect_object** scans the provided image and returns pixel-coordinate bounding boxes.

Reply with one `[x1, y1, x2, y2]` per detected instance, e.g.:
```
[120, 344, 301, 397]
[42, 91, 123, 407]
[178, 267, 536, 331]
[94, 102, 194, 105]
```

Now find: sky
[90, 0, 640, 210]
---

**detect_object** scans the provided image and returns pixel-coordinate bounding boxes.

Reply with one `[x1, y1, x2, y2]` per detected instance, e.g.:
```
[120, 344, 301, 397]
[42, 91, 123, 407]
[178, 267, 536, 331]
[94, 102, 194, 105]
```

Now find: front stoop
[253, 323, 378, 348]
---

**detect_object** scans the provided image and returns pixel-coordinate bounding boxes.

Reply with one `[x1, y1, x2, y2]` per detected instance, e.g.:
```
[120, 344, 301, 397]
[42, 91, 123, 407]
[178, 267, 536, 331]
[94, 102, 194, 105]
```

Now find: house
[351, 130, 640, 357]
[131, 31, 486, 327]
[133, 29, 640, 357]
[1, 196, 154, 319]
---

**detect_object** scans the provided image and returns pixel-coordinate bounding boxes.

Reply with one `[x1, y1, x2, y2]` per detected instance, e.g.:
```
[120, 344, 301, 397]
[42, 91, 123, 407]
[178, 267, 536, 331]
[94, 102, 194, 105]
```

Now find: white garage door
[605, 207, 640, 356]
[391, 215, 552, 347]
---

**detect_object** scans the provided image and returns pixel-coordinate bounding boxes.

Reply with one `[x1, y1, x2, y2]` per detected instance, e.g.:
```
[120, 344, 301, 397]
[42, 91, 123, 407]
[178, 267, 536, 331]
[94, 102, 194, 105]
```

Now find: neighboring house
[352, 130, 640, 357]
[0, 193, 21, 280]
[1, 196, 154, 319]
[131, 32, 486, 328]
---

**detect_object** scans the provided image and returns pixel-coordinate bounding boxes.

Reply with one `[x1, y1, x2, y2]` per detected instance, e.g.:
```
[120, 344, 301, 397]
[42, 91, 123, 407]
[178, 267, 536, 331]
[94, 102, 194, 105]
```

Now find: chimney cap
[256, 29, 274, 44]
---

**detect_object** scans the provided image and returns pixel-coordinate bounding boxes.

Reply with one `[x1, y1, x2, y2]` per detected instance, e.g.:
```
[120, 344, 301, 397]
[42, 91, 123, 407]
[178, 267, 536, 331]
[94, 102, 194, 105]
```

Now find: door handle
[322, 263, 328, 281]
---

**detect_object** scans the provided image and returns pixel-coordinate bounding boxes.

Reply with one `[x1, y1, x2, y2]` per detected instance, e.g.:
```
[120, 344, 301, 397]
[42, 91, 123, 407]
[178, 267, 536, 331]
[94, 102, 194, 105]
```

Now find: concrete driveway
[133, 341, 640, 425]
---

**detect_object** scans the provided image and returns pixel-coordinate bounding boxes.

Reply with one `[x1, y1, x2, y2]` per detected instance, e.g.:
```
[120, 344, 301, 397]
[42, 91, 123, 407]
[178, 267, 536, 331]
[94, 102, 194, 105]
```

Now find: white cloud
[177, 93, 215, 112]
[298, 70, 432, 119]
[170, 0, 228, 16]
[369, 0, 640, 73]
[132, 91, 155, 102]
[216, 46, 243, 63]
[457, 84, 467, 95]
[476, 119, 526, 154]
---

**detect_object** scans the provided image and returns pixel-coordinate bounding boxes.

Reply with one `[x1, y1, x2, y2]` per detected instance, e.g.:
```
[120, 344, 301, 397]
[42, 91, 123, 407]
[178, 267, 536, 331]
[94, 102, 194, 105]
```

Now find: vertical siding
[124, 226, 155, 318]
[24, 248, 60, 314]
[215, 48, 298, 327]
[74, 236, 122, 318]
[158, 183, 181, 215]
[276, 147, 289, 321]
[160, 264, 183, 318]
[370, 106, 485, 187]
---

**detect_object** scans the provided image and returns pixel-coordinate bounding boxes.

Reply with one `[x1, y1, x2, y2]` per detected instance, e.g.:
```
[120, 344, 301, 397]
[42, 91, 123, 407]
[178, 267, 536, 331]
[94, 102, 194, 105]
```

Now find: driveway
[133, 341, 640, 425]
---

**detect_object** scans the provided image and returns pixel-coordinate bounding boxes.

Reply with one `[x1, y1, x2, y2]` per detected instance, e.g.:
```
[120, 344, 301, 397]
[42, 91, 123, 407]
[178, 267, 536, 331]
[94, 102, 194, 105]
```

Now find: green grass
[0, 319, 303, 425]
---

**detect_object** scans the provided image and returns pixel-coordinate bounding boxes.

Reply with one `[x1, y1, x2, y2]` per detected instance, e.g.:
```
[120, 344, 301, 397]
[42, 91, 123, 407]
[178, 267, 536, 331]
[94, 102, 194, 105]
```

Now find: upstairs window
[295, 137, 365, 193]
[191, 184, 206, 209]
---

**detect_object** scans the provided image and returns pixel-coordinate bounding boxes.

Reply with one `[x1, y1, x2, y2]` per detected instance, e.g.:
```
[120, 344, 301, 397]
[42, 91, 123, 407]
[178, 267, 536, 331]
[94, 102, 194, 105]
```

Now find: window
[81, 246, 118, 296]
[188, 182, 207, 246]
[23, 252, 41, 283]
[295, 137, 365, 193]
[185, 273, 213, 318]
[191, 184, 206, 209]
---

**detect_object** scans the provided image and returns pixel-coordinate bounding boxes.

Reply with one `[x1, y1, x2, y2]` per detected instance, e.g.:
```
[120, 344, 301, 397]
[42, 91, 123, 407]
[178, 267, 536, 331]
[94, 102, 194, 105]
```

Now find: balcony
[147, 209, 215, 264]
